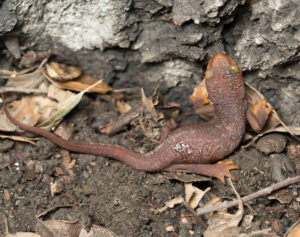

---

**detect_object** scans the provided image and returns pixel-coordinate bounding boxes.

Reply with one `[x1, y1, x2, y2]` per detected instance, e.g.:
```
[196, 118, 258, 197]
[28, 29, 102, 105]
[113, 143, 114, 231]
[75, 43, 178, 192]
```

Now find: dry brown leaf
[139, 87, 166, 142]
[47, 84, 75, 102]
[45, 73, 112, 94]
[1, 96, 40, 132]
[0, 67, 74, 131]
[46, 61, 82, 81]
[241, 215, 254, 230]
[202, 197, 223, 219]
[100, 109, 139, 136]
[141, 88, 158, 119]
[4, 67, 45, 89]
[184, 183, 211, 209]
[268, 189, 294, 204]
[165, 225, 175, 232]
[4, 37, 21, 59]
[0, 135, 36, 145]
[203, 180, 244, 237]
[54, 122, 74, 141]
[61, 150, 76, 171]
[50, 181, 60, 197]
[5, 232, 41, 237]
[35, 219, 83, 237]
[117, 100, 131, 114]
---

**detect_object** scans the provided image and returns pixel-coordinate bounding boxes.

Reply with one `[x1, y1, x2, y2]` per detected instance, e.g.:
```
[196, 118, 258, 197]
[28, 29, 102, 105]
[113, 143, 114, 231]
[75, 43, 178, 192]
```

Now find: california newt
[2, 54, 271, 183]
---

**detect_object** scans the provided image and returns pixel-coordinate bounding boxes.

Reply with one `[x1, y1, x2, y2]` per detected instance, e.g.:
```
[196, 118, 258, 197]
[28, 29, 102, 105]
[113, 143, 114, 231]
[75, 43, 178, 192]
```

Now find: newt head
[204, 54, 245, 105]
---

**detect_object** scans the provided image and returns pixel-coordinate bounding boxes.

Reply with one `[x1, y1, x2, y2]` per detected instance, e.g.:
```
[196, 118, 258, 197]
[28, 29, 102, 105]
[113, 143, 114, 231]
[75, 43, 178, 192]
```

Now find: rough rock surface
[15, 0, 138, 51]
[0, 0, 17, 36]
[1, 0, 298, 123]
[0, 0, 299, 235]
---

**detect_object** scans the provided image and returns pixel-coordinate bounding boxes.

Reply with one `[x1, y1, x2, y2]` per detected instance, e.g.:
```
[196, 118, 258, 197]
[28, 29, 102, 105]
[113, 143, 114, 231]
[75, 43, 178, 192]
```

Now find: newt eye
[231, 64, 239, 73]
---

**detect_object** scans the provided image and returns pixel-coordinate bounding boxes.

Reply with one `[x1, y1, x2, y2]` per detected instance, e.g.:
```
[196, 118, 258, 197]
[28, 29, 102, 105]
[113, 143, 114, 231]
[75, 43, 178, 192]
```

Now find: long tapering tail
[1, 94, 171, 171]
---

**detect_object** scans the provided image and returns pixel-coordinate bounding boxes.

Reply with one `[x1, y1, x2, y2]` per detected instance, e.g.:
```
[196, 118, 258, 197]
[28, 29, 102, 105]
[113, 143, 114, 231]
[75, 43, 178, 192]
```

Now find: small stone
[165, 225, 175, 232]
[270, 154, 296, 182]
[256, 134, 287, 154]
[23, 167, 36, 181]
[0, 140, 14, 152]
[4, 189, 10, 201]
[15, 200, 21, 206]
[139, 187, 152, 198]
[287, 143, 300, 160]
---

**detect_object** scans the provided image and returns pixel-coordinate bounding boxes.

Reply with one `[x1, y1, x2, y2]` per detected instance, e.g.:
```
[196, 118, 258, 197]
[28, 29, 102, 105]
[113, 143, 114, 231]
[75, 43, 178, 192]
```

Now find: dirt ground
[0, 94, 299, 236]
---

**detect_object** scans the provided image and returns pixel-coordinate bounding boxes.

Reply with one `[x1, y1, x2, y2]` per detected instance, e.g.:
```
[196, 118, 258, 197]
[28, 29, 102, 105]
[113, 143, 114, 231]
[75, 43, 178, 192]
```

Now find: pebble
[0, 140, 14, 152]
[287, 143, 300, 159]
[256, 133, 287, 154]
[270, 154, 296, 182]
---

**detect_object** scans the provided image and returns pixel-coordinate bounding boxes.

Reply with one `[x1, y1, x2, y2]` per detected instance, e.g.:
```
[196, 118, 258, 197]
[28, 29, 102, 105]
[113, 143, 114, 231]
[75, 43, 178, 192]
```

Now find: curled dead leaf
[35, 219, 83, 237]
[158, 197, 184, 213]
[184, 183, 211, 209]
[1, 96, 40, 132]
[268, 189, 294, 204]
[117, 101, 131, 114]
[203, 179, 244, 237]
[46, 61, 82, 81]
[3, 67, 45, 89]
[0, 135, 36, 146]
[44, 72, 112, 94]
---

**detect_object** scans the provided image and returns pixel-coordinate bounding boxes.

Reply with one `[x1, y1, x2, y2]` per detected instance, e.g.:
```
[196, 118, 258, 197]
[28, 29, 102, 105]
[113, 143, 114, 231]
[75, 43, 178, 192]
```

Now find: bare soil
[0, 95, 298, 236]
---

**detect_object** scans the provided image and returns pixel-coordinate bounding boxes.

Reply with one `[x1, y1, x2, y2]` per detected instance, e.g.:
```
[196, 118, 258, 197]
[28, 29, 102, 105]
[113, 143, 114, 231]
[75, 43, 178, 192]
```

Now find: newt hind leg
[165, 161, 239, 183]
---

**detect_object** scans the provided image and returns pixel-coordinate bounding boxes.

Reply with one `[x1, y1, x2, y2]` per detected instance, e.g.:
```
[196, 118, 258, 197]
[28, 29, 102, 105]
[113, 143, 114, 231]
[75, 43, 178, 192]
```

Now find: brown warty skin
[2, 54, 269, 183]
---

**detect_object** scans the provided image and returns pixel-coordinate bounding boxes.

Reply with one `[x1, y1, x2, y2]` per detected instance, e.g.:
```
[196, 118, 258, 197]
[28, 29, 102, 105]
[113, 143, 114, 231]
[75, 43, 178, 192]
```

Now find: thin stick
[228, 178, 243, 210]
[197, 175, 300, 216]
[183, 201, 207, 229]
[4, 216, 9, 233]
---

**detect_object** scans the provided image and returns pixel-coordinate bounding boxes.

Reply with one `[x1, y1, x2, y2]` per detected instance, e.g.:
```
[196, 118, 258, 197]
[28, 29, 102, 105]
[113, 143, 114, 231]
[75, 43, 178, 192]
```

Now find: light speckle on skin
[174, 143, 193, 157]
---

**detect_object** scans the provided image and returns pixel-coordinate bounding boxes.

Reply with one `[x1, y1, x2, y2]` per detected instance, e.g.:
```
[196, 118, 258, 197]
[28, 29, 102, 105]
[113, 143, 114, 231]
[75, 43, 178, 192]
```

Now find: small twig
[0, 87, 48, 94]
[4, 216, 9, 234]
[228, 178, 243, 210]
[112, 87, 139, 93]
[197, 175, 300, 216]
[249, 228, 272, 236]
[183, 201, 207, 229]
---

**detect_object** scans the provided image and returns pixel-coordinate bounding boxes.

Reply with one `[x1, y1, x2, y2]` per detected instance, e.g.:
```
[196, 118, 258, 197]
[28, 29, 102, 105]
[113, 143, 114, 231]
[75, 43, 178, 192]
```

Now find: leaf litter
[1, 55, 299, 236]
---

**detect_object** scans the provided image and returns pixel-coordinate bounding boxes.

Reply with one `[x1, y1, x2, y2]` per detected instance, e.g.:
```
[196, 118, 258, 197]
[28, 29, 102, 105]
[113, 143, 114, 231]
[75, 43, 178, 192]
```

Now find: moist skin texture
[2, 54, 269, 183]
